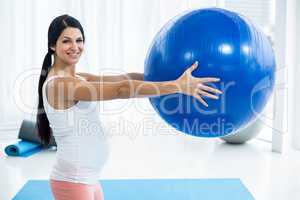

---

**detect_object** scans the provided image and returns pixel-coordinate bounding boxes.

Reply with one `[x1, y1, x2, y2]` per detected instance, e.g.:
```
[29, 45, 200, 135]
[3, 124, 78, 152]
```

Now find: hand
[176, 61, 222, 107]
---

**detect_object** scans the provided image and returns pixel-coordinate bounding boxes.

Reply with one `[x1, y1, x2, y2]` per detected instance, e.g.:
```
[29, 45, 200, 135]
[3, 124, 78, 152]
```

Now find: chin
[69, 60, 79, 65]
[64, 58, 80, 65]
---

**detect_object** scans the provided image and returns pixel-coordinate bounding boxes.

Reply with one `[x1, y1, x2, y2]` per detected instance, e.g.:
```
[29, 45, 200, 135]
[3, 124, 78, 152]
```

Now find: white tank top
[42, 75, 110, 185]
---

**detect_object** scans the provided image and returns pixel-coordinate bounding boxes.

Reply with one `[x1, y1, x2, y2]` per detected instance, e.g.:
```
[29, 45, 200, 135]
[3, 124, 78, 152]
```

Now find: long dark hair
[37, 14, 85, 145]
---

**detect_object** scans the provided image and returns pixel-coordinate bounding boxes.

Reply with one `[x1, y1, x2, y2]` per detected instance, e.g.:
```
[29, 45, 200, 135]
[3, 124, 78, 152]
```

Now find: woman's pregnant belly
[52, 133, 110, 184]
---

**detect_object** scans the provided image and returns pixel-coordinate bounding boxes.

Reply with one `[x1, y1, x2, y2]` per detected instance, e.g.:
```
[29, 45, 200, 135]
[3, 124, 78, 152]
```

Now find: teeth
[68, 53, 79, 56]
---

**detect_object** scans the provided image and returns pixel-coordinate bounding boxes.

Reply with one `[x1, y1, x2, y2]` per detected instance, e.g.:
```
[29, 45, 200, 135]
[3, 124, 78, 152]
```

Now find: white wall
[289, 0, 300, 150]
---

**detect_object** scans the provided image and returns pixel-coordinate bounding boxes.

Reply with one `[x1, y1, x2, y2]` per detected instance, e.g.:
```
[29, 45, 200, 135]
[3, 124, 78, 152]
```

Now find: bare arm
[51, 62, 221, 106]
[76, 72, 144, 82]
[50, 76, 180, 101]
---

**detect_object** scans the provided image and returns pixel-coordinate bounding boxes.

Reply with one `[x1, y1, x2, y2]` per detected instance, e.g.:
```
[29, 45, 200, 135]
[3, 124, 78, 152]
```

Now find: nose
[70, 41, 78, 50]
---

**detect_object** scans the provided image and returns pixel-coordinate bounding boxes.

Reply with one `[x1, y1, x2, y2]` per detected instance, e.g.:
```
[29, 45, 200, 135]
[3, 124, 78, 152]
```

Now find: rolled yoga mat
[18, 119, 56, 147]
[5, 120, 56, 157]
[4, 140, 43, 157]
[13, 179, 254, 200]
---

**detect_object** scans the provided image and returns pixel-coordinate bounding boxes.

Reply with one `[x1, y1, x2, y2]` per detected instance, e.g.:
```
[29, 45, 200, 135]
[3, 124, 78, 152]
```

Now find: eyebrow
[63, 36, 83, 40]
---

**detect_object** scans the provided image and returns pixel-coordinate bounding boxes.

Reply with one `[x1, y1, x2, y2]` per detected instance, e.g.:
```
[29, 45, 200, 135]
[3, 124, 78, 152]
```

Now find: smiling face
[51, 27, 84, 66]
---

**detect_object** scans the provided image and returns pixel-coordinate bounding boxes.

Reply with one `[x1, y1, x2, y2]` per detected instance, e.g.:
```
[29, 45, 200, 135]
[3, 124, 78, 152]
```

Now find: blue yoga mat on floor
[13, 179, 255, 200]
[5, 140, 43, 157]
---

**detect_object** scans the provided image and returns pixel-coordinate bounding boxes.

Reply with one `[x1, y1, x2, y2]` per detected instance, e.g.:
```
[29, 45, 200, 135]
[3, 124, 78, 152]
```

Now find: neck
[52, 56, 76, 77]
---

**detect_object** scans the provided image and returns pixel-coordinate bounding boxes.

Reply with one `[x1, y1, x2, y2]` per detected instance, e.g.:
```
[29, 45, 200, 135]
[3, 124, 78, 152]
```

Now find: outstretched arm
[76, 72, 144, 82]
[52, 62, 221, 107]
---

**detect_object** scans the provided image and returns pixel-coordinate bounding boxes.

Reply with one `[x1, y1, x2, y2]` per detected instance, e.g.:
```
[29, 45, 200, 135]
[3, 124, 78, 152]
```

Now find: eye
[62, 40, 70, 43]
[76, 39, 84, 43]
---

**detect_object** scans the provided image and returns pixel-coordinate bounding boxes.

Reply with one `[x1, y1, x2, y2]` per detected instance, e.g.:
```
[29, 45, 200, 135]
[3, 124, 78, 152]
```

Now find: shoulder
[45, 75, 86, 91]
[45, 75, 94, 101]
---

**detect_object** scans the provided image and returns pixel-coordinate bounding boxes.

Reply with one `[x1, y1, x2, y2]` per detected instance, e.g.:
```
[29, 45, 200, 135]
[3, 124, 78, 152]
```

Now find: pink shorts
[50, 179, 104, 200]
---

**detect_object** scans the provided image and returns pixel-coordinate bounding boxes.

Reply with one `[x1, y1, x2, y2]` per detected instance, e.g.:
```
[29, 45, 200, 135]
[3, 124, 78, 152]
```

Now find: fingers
[193, 83, 222, 107]
[200, 77, 220, 83]
[185, 61, 220, 83]
[186, 61, 199, 74]
[194, 94, 208, 107]
[198, 89, 219, 99]
[198, 84, 222, 94]
[183, 61, 222, 107]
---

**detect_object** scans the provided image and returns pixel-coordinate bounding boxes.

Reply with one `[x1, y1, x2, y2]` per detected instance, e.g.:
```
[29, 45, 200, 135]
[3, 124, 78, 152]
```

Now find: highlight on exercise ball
[144, 8, 275, 137]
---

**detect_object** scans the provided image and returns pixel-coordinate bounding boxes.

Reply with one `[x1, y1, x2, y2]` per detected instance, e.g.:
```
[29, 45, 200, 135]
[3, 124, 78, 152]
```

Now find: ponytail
[37, 14, 85, 146]
[36, 51, 52, 146]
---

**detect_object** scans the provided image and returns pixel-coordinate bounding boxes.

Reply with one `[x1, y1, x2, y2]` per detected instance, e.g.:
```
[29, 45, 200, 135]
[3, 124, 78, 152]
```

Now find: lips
[67, 52, 80, 58]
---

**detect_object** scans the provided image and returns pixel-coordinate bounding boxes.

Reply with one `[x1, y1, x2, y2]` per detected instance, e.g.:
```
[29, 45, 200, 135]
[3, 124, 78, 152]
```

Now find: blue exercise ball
[144, 8, 275, 137]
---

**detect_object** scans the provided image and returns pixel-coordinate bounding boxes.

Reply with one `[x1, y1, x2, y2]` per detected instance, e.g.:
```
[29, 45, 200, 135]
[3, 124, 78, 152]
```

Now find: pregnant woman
[37, 14, 221, 200]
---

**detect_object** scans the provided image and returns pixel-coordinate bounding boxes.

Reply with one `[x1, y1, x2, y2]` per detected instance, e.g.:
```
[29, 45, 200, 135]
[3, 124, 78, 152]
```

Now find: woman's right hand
[175, 61, 222, 107]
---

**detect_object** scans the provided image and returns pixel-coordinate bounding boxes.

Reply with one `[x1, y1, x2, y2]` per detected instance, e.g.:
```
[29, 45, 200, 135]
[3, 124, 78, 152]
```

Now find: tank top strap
[42, 75, 86, 111]
[42, 75, 67, 108]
